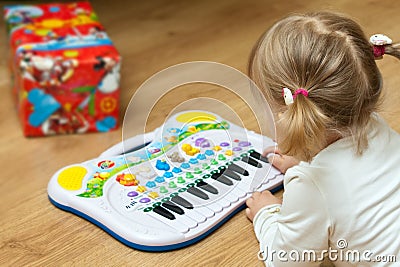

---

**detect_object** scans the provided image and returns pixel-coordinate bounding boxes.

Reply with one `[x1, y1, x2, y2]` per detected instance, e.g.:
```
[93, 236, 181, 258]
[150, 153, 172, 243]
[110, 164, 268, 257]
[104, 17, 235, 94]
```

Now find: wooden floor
[1, 0, 399, 266]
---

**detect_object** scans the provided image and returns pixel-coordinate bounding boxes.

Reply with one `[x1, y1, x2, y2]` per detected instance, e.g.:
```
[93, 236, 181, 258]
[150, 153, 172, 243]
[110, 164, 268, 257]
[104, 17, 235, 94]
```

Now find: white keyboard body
[48, 110, 283, 251]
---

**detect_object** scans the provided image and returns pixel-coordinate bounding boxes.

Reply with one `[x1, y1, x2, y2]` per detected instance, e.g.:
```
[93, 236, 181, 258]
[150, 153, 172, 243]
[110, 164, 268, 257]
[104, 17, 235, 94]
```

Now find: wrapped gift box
[4, 2, 121, 136]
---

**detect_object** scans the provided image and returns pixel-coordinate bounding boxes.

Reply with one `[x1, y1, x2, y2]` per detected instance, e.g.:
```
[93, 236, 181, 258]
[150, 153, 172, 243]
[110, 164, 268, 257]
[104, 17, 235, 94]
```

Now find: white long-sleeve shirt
[253, 115, 400, 266]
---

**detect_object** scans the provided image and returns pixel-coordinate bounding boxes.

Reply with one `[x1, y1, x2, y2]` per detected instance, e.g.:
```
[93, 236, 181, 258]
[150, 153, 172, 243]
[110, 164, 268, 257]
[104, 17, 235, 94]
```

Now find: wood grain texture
[0, 1, 399, 266]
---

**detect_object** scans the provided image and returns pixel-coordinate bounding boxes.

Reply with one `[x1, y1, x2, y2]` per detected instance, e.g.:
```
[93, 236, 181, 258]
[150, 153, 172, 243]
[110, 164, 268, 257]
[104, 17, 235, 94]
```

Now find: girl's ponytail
[278, 92, 331, 162]
[385, 43, 400, 60]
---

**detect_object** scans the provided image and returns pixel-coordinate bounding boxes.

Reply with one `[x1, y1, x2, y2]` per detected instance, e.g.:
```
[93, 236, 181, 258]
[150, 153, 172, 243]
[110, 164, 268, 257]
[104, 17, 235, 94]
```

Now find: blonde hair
[249, 12, 400, 161]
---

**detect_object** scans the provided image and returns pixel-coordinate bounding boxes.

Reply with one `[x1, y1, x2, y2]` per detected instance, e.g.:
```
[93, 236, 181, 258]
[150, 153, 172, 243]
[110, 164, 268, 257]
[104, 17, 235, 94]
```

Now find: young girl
[246, 12, 400, 266]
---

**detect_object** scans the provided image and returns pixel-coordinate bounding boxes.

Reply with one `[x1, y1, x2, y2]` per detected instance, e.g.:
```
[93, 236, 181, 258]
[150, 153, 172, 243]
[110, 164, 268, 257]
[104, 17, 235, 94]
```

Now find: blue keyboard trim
[48, 183, 283, 251]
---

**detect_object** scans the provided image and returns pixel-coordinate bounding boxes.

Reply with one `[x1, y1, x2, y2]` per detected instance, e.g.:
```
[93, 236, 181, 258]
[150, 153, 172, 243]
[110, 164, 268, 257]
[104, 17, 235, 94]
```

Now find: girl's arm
[248, 173, 330, 267]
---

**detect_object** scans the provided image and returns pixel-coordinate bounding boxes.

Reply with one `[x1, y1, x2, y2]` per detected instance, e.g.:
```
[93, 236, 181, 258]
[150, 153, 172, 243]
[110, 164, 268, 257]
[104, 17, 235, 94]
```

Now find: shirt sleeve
[253, 169, 331, 267]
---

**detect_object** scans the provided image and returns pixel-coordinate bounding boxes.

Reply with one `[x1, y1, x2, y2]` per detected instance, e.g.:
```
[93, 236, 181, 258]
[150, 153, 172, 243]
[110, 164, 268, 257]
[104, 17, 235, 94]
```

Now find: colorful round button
[189, 158, 199, 164]
[152, 202, 162, 207]
[159, 186, 168, 193]
[177, 177, 186, 183]
[172, 167, 182, 173]
[146, 181, 157, 188]
[139, 197, 151, 203]
[218, 154, 226, 160]
[164, 172, 173, 178]
[143, 207, 153, 212]
[202, 163, 210, 170]
[194, 167, 202, 174]
[127, 191, 139, 197]
[239, 141, 251, 147]
[181, 163, 190, 169]
[205, 150, 214, 156]
[155, 176, 165, 183]
[197, 154, 206, 160]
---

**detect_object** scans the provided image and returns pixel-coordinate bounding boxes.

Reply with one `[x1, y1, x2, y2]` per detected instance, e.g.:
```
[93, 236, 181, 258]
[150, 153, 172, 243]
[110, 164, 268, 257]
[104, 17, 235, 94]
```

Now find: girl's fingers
[262, 146, 281, 157]
[246, 208, 251, 217]
[246, 197, 253, 207]
[268, 154, 285, 172]
[261, 190, 273, 196]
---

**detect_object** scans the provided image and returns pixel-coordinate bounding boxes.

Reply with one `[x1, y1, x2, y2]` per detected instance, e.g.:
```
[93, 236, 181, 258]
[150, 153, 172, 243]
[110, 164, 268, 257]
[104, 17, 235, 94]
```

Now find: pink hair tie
[294, 88, 309, 98]
[282, 87, 308, 106]
[373, 45, 385, 58]
[370, 34, 392, 59]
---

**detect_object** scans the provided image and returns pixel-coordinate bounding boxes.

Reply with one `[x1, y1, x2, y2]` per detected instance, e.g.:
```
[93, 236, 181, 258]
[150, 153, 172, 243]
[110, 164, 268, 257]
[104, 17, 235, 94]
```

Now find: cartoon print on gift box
[72, 55, 120, 117]
[8, 10, 33, 24]
[27, 88, 60, 127]
[5, 2, 120, 136]
[88, 26, 108, 39]
[94, 56, 120, 93]
[27, 88, 90, 135]
[42, 109, 89, 135]
[4, 5, 43, 31]
[19, 51, 78, 89]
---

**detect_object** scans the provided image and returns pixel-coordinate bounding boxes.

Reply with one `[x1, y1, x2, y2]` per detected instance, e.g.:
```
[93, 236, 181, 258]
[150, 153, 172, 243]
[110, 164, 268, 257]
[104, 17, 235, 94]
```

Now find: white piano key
[214, 197, 231, 208]
[222, 191, 239, 203]
[194, 206, 215, 218]
[148, 213, 189, 234]
[220, 184, 249, 204]
[201, 201, 223, 213]
[184, 209, 207, 223]
[178, 215, 198, 229]
[229, 186, 248, 199]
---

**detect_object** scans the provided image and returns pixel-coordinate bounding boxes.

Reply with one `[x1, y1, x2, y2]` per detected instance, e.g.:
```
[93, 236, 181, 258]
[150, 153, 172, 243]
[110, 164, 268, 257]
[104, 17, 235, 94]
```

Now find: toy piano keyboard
[48, 110, 283, 251]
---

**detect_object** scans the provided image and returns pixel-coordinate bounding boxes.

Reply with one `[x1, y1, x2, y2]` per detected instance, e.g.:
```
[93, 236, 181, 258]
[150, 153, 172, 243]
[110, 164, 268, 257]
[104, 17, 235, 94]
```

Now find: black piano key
[211, 172, 233, 186]
[171, 195, 193, 209]
[211, 172, 222, 179]
[228, 163, 249, 176]
[249, 151, 269, 163]
[196, 180, 218, 194]
[153, 206, 175, 220]
[187, 187, 209, 200]
[222, 169, 241, 181]
[242, 156, 262, 168]
[162, 201, 184, 215]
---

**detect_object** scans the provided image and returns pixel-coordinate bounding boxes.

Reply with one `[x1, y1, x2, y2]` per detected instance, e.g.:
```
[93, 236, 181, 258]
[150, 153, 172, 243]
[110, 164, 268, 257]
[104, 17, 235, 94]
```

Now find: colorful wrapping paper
[4, 2, 121, 136]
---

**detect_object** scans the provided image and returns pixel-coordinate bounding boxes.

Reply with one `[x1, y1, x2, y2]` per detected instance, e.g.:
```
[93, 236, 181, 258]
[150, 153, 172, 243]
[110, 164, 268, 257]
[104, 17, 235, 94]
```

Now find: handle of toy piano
[99, 131, 156, 157]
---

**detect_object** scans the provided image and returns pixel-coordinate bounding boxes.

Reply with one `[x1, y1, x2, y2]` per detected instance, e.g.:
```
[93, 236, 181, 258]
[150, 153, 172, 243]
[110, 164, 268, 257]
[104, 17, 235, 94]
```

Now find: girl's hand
[263, 146, 300, 173]
[246, 190, 282, 222]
